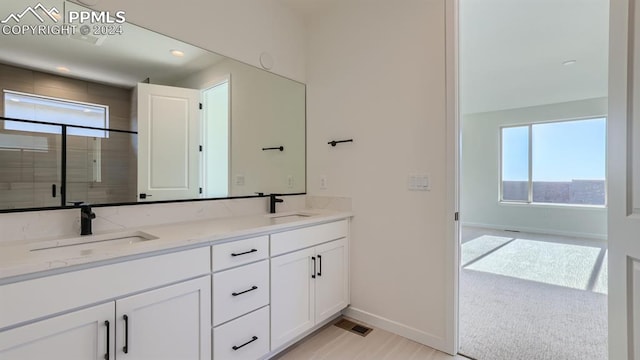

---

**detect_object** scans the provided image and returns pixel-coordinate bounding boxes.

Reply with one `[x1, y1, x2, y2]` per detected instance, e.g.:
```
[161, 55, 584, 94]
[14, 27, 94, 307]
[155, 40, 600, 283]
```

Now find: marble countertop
[0, 209, 352, 283]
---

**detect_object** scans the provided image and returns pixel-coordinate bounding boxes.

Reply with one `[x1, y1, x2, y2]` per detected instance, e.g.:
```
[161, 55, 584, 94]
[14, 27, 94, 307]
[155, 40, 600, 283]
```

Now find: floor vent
[334, 318, 373, 337]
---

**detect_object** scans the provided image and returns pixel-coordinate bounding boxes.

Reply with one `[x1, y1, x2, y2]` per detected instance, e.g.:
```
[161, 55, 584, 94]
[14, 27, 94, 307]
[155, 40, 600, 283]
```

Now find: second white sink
[267, 213, 313, 224]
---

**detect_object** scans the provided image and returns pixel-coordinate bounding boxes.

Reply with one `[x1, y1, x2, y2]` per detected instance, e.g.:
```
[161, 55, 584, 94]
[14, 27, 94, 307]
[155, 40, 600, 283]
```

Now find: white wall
[306, 0, 451, 351]
[461, 97, 608, 239]
[84, 0, 307, 82]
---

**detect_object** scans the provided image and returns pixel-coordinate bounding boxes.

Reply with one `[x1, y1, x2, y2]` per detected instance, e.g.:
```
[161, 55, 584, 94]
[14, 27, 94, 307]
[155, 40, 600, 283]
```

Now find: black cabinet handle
[232, 336, 258, 351]
[104, 320, 110, 360]
[231, 249, 257, 257]
[122, 314, 129, 354]
[317, 254, 322, 277]
[311, 256, 316, 279]
[232, 286, 258, 296]
[52, 184, 57, 198]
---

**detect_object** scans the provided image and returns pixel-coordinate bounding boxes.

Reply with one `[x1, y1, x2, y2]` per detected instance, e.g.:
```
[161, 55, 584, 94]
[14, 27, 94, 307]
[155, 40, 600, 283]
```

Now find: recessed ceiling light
[562, 60, 577, 66]
[56, 66, 71, 73]
[83, 109, 92, 113]
[170, 49, 185, 57]
[9, 98, 20, 102]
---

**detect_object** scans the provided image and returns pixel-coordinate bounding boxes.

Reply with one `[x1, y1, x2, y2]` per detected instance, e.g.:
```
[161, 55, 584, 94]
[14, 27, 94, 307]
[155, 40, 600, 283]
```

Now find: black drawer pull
[104, 320, 110, 360]
[232, 336, 258, 351]
[312, 256, 316, 279]
[318, 254, 322, 277]
[122, 314, 129, 354]
[231, 249, 257, 257]
[232, 286, 258, 296]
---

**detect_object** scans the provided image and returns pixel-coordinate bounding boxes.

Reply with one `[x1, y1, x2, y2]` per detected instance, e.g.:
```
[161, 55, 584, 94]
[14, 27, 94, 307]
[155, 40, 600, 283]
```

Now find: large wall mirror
[0, 0, 306, 211]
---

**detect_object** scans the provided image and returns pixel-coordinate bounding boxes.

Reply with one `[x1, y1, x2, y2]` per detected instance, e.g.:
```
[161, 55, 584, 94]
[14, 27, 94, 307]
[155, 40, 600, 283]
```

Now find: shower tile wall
[0, 63, 135, 210]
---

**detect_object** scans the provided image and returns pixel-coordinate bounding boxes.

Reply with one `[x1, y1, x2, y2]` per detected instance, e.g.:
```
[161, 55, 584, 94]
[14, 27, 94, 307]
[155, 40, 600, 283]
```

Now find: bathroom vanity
[0, 210, 351, 360]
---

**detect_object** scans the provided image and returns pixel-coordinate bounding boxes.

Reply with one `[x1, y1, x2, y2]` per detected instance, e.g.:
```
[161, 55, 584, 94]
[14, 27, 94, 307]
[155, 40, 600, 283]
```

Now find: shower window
[3, 90, 109, 138]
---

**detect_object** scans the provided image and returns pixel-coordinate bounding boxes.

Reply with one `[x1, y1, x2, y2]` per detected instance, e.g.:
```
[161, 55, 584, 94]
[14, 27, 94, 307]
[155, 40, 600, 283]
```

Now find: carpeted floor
[459, 229, 608, 360]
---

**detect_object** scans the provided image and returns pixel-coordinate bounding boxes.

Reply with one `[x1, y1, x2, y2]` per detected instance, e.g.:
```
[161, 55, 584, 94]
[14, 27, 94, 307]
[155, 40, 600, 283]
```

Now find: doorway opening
[457, 0, 609, 359]
[201, 77, 230, 198]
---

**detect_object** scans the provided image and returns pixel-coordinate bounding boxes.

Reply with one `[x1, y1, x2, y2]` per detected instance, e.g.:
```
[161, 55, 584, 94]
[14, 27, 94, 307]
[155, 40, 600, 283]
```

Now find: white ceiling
[460, 0, 609, 114]
[0, 1, 223, 88]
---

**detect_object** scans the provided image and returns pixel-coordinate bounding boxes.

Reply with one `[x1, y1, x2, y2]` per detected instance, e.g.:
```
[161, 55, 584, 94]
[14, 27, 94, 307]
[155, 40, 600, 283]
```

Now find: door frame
[445, 0, 460, 355]
[448, 1, 617, 357]
[608, 0, 635, 358]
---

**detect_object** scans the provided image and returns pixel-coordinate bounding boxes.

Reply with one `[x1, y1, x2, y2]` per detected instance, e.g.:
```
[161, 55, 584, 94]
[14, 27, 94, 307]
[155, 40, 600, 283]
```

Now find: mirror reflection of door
[201, 77, 230, 198]
[136, 83, 200, 202]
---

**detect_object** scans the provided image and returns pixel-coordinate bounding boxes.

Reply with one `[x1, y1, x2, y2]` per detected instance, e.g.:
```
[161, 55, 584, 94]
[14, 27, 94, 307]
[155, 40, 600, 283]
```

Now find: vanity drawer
[212, 235, 269, 272]
[213, 306, 270, 360]
[0, 247, 210, 330]
[213, 260, 269, 326]
[271, 220, 348, 256]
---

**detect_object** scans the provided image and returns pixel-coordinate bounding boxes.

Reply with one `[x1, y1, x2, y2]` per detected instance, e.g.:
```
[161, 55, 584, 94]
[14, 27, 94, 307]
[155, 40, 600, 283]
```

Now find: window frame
[3, 90, 110, 138]
[499, 117, 607, 207]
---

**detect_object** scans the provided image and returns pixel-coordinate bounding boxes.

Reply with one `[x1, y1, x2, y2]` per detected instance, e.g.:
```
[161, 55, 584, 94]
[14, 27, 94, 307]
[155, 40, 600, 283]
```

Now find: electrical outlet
[320, 175, 328, 190]
[235, 174, 245, 186]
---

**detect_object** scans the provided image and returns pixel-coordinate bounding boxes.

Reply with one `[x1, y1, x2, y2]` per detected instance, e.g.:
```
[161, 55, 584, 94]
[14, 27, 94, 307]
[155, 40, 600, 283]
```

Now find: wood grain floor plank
[275, 318, 465, 360]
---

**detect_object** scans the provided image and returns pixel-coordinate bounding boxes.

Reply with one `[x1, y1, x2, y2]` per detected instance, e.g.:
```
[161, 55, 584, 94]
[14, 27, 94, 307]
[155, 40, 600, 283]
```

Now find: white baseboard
[342, 307, 450, 355]
[461, 222, 607, 241]
[263, 313, 342, 359]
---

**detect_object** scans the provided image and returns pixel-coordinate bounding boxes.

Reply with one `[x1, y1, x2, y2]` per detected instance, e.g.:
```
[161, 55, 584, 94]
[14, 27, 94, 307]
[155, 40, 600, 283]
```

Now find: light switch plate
[408, 174, 430, 191]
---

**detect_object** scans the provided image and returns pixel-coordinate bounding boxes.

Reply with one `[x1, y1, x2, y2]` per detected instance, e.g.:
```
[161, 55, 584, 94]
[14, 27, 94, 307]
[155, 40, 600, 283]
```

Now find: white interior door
[609, 1, 640, 358]
[137, 83, 200, 201]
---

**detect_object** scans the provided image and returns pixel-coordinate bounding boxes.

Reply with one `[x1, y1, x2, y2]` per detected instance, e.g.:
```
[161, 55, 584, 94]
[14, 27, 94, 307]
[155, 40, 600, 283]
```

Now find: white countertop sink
[266, 212, 314, 224]
[29, 231, 158, 252]
[0, 209, 352, 282]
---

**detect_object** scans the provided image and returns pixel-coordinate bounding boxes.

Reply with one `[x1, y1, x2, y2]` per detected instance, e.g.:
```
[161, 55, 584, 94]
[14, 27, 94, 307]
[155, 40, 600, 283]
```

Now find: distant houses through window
[500, 117, 606, 206]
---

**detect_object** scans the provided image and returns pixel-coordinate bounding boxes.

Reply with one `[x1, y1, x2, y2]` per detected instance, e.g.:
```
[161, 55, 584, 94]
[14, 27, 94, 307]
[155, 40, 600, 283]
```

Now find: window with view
[501, 118, 606, 206]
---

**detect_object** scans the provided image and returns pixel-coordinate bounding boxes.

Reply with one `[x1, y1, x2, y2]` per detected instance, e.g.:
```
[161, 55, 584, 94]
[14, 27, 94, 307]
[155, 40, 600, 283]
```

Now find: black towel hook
[328, 139, 353, 147]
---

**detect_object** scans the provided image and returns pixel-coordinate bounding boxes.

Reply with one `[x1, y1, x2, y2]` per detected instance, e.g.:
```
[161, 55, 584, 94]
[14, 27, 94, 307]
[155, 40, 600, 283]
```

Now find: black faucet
[80, 204, 96, 235]
[269, 194, 283, 214]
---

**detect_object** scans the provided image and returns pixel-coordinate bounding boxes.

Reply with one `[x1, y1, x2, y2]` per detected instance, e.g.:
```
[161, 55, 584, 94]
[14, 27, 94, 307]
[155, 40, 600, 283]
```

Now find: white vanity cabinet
[0, 302, 114, 359]
[212, 236, 270, 360]
[0, 214, 352, 360]
[270, 220, 349, 350]
[0, 248, 211, 360]
[114, 276, 211, 360]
